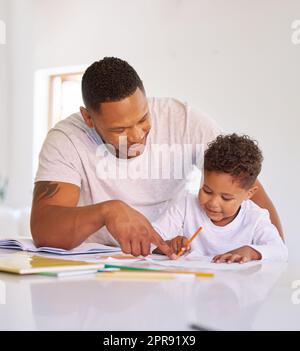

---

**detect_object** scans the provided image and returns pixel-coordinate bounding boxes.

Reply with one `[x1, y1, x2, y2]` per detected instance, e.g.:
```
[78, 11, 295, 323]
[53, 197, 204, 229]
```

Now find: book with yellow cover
[0, 252, 104, 275]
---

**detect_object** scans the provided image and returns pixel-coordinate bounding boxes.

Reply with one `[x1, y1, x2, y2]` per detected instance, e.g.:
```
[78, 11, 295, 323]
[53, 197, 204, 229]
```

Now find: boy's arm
[151, 197, 187, 253]
[153, 236, 190, 256]
[251, 180, 284, 239]
[249, 215, 288, 262]
[212, 222, 288, 264]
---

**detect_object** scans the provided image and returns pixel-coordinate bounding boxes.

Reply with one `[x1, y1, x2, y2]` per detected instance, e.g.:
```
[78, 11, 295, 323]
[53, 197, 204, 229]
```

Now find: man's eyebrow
[108, 111, 149, 130]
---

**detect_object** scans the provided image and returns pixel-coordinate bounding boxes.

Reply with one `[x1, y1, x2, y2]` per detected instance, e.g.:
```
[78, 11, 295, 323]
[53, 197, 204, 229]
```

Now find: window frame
[48, 71, 84, 129]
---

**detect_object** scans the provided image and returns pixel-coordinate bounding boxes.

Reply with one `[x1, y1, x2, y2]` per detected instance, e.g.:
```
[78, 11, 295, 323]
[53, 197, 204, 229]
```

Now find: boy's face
[198, 171, 258, 226]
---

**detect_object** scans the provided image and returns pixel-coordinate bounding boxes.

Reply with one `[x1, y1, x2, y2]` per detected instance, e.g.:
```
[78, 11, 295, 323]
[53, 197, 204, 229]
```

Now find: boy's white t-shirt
[152, 193, 288, 261]
[35, 97, 220, 245]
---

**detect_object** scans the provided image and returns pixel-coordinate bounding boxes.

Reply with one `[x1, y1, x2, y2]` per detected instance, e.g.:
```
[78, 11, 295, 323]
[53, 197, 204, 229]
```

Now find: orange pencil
[177, 226, 203, 257]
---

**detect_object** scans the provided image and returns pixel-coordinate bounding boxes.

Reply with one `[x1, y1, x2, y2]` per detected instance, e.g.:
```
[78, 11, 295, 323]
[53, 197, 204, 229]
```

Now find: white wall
[6, 0, 35, 208]
[3, 0, 300, 259]
[0, 0, 8, 185]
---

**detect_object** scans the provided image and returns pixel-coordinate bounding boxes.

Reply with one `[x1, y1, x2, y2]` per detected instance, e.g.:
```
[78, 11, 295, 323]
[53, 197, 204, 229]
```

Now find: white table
[0, 249, 299, 331]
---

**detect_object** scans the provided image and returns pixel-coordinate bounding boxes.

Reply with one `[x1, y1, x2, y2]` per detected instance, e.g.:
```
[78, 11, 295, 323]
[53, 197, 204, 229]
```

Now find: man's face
[81, 88, 151, 159]
[198, 171, 257, 226]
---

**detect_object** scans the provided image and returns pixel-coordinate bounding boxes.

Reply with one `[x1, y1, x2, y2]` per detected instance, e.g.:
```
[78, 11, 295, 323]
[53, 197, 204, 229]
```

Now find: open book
[0, 238, 121, 255]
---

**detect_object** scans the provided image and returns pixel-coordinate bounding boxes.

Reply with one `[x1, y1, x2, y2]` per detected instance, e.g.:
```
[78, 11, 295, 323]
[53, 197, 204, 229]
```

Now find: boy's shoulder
[242, 200, 271, 223]
[183, 191, 199, 204]
[184, 192, 206, 216]
[169, 191, 202, 215]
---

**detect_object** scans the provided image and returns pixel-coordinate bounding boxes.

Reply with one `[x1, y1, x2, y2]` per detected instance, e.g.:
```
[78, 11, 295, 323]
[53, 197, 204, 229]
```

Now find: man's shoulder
[148, 97, 190, 122]
[148, 97, 187, 111]
[50, 113, 102, 145]
[149, 97, 212, 117]
[148, 97, 220, 133]
[51, 113, 87, 134]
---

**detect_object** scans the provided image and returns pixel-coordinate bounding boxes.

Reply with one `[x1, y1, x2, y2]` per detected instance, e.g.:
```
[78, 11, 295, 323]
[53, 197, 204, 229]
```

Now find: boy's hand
[153, 236, 190, 256]
[212, 246, 262, 264]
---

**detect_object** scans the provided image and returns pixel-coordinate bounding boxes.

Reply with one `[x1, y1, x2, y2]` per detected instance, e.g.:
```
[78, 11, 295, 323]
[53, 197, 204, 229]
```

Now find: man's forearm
[252, 181, 284, 239]
[31, 201, 113, 250]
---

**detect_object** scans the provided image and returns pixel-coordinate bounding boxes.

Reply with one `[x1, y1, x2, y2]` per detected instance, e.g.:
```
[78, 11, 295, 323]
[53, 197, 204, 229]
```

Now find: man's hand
[31, 182, 177, 258]
[212, 246, 262, 264]
[104, 200, 177, 259]
[153, 235, 190, 256]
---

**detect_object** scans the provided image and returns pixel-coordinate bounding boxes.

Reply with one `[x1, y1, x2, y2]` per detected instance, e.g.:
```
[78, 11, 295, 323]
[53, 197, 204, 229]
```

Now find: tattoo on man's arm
[33, 182, 60, 201]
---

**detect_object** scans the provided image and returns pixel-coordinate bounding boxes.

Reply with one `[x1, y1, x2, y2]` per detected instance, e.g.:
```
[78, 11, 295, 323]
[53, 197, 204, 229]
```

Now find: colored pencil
[177, 226, 203, 257]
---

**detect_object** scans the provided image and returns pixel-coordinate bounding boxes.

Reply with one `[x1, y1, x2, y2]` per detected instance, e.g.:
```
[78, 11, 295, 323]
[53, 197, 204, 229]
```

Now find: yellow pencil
[96, 271, 195, 280]
[96, 270, 214, 280]
[162, 270, 214, 278]
[177, 226, 203, 257]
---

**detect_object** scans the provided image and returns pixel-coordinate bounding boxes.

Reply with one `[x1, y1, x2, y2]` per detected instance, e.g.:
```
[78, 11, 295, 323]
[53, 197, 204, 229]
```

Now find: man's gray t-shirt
[35, 97, 220, 245]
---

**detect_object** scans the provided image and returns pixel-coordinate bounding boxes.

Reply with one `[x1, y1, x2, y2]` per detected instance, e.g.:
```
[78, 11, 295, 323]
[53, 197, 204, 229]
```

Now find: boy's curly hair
[204, 134, 263, 189]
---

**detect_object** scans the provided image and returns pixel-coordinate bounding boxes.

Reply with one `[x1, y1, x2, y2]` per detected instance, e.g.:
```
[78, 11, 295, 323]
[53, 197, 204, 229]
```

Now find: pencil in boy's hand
[176, 226, 203, 257]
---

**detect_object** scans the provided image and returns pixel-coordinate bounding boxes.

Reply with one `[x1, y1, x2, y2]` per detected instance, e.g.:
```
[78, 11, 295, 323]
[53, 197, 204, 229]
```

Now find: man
[31, 57, 283, 258]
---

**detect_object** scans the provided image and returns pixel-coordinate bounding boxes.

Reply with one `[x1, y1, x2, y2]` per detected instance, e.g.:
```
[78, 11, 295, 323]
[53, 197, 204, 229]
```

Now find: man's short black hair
[82, 57, 145, 112]
[204, 133, 263, 189]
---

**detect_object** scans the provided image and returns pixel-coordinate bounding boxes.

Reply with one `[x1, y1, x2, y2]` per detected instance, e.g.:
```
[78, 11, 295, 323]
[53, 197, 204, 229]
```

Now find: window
[48, 72, 84, 128]
[33, 66, 86, 178]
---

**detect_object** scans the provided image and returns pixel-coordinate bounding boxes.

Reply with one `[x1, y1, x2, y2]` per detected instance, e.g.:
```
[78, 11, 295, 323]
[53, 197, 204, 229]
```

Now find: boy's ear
[247, 185, 259, 199]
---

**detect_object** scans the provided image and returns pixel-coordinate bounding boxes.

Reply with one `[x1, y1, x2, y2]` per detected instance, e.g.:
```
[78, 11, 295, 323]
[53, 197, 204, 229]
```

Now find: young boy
[153, 134, 288, 263]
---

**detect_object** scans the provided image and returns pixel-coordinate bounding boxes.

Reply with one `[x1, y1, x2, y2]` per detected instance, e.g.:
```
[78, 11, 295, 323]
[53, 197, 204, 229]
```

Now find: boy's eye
[222, 197, 233, 201]
[203, 188, 212, 194]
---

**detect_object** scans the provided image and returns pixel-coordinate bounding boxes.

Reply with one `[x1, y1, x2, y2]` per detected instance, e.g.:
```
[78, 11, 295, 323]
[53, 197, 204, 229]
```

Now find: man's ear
[247, 185, 259, 200]
[80, 106, 94, 128]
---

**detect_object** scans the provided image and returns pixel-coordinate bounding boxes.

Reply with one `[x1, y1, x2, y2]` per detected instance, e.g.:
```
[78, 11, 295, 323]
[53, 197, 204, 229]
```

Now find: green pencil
[103, 264, 159, 272]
